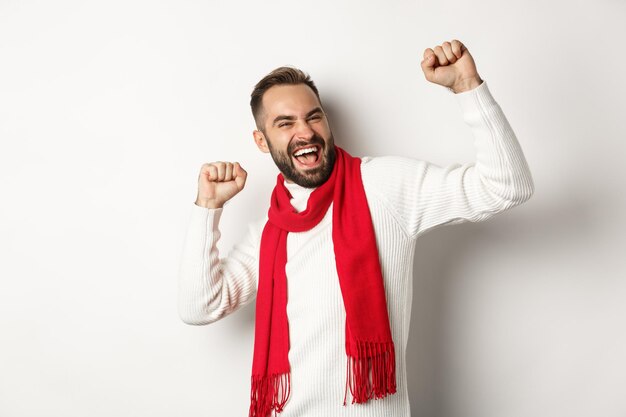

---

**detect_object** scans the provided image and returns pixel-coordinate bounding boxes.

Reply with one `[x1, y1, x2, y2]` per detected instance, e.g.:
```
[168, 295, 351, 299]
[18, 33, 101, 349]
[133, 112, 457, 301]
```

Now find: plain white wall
[1, 0, 625, 416]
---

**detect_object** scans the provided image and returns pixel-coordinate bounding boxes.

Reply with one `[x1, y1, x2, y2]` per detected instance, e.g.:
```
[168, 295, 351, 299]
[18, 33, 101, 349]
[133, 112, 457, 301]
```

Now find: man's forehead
[262, 84, 321, 115]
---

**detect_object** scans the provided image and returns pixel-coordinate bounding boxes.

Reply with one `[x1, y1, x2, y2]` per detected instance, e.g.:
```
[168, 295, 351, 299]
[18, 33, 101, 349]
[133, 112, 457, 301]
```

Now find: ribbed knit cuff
[452, 80, 499, 126]
[190, 202, 223, 232]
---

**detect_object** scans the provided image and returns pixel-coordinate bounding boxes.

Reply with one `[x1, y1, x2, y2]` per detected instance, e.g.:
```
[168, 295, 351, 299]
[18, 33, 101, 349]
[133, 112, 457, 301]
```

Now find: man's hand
[195, 162, 247, 209]
[420, 39, 483, 93]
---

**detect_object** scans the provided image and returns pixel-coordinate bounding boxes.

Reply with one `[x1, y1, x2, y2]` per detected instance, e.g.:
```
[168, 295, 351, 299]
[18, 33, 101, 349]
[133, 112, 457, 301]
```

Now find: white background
[1, 0, 625, 416]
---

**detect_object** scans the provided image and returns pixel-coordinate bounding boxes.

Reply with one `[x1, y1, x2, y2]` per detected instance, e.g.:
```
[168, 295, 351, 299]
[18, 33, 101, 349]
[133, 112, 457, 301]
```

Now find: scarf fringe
[343, 340, 397, 406]
[249, 372, 291, 417]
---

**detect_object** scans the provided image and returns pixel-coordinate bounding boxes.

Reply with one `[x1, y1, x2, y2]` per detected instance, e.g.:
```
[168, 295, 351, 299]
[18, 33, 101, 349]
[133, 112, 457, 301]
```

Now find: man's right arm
[177, 161, 258, 325]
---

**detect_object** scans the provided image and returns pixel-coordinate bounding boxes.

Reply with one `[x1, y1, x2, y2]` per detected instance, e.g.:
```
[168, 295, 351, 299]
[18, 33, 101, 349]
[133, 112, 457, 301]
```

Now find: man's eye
[279, 122, 293, 128]
[308, 115, 322, 121]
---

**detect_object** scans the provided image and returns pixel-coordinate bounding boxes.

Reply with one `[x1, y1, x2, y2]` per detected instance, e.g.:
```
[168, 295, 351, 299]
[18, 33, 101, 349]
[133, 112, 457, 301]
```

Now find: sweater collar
[283, 179, 317, 213]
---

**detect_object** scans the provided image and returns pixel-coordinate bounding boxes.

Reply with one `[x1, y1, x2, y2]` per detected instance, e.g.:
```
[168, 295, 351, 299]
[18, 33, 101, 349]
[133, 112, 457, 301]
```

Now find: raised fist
[195, 161, 247, 209]
[420, 39, 482, 93]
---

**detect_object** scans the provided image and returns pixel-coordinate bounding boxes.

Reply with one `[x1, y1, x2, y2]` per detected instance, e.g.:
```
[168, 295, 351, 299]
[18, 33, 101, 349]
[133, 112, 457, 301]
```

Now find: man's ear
[253, 129, 270, 153]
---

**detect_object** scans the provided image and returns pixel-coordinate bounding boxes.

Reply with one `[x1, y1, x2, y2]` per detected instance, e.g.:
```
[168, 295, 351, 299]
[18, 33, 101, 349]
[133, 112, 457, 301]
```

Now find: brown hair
[250, 66, 321, 131]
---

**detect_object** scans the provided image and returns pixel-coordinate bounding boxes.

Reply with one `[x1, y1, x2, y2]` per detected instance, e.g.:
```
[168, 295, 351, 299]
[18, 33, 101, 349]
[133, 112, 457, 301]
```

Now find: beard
[265, 131, 337, 188]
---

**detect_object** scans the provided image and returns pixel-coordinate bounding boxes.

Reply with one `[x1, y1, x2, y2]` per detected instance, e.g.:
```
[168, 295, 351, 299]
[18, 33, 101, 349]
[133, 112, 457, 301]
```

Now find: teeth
[294, 146, 317, 157]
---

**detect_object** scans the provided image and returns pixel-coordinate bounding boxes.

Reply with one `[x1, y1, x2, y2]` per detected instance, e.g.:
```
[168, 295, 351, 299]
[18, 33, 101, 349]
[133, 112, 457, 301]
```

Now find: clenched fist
[195, 161, 247, 209]
[420, 39, 483, 94]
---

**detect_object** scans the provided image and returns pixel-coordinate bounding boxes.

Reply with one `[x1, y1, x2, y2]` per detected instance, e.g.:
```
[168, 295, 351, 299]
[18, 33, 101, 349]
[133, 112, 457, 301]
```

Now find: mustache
[288, 134, 326, 155]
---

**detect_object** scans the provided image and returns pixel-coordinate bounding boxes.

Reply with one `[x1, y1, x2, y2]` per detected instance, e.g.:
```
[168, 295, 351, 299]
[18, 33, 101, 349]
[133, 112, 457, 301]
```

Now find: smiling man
[178, 39, 535, 417]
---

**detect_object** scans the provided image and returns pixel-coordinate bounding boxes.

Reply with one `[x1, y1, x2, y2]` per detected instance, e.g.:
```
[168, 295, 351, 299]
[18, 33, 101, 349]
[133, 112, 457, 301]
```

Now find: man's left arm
[360, 40, 534, 238]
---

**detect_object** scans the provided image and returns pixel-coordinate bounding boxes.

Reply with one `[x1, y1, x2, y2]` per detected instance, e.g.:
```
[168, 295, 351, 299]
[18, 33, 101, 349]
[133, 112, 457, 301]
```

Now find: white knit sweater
[178, 80, 534, 416]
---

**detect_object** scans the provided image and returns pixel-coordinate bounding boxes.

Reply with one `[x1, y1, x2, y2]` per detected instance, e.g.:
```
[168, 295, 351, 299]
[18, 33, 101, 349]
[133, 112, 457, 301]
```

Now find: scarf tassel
[249, 372, 291, 417]
[343, 340, 397, 406]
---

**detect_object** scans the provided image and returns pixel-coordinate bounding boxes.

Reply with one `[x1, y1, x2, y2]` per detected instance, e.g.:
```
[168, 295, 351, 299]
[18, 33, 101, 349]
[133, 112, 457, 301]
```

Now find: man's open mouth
[292, 145, 322, 167]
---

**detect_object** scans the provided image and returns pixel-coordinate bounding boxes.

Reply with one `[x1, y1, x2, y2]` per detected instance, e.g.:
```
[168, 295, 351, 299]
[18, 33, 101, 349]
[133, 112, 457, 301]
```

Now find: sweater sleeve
[177, 203, 263, 325]
[360, 80, 535, 239]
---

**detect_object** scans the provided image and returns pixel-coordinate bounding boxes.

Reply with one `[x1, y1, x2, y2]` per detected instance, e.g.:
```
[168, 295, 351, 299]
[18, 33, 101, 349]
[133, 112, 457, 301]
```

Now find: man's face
[254, 84, 336, 188]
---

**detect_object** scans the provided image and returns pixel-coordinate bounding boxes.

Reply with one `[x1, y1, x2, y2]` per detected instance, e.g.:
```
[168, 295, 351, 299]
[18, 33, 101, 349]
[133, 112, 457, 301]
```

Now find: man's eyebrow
[272, 107, 323, 127]
[306, 107, 323, 117]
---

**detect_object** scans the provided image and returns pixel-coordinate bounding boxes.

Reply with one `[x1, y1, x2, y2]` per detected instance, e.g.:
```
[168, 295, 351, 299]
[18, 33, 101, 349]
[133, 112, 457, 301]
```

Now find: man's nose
[294, 119, 314, 139]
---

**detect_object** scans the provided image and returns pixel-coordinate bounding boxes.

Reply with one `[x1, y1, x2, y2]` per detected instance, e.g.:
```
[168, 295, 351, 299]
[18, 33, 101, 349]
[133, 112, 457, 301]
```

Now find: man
[178, 39, 534, 417]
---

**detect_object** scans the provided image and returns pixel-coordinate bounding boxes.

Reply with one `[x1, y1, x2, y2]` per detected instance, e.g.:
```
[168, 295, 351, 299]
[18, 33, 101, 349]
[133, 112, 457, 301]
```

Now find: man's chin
[284, 168, 328, 188]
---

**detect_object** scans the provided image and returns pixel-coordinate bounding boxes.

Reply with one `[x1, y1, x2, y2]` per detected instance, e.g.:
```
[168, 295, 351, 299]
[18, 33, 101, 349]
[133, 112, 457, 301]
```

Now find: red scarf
[249, 146, 396, 417]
